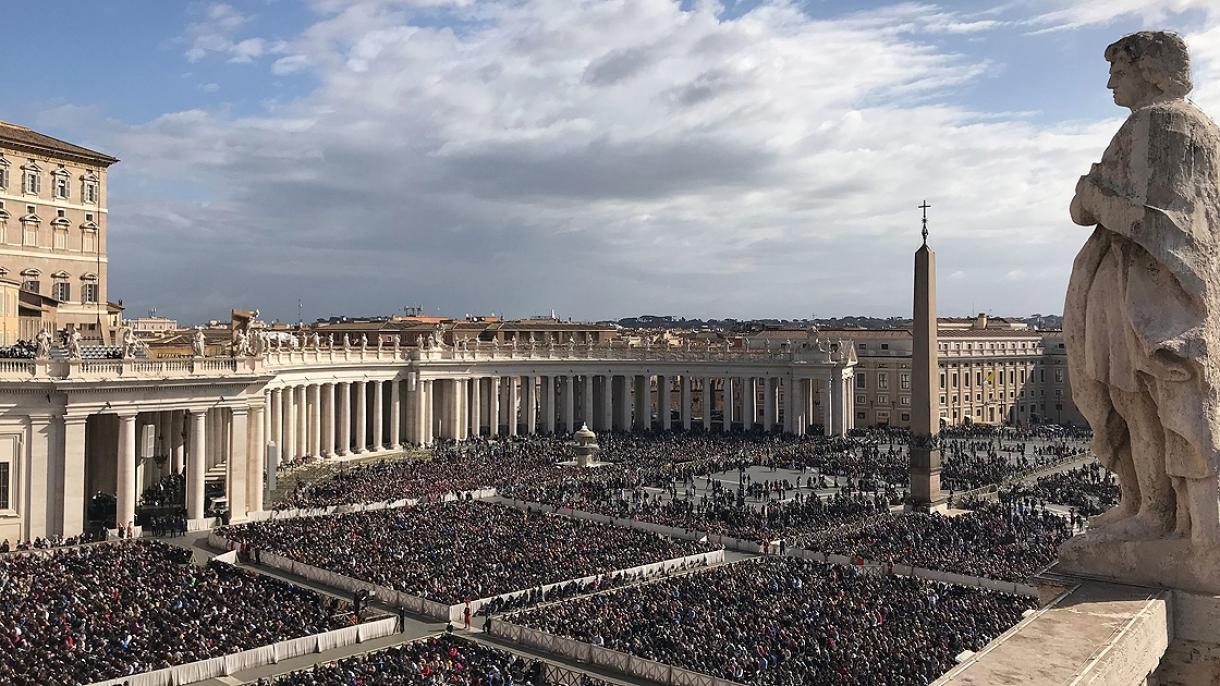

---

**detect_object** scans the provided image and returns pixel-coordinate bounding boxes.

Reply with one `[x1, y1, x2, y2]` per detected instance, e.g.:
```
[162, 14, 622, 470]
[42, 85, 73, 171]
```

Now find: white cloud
[1026, 0, 1218, 32]
[183, 2, 287, 64]
[89, 0, 1213, 323]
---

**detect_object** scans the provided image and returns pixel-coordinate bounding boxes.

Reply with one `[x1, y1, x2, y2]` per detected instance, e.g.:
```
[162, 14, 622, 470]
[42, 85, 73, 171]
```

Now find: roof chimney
[975, 312, 988, 329]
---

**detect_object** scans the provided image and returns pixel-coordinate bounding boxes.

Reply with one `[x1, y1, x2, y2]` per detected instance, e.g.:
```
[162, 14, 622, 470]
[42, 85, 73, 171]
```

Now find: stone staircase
[204, 462, 226, 483]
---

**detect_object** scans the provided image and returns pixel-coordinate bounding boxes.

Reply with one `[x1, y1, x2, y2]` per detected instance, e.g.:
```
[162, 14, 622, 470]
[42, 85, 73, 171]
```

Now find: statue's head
[1104, 31, 1192, 110]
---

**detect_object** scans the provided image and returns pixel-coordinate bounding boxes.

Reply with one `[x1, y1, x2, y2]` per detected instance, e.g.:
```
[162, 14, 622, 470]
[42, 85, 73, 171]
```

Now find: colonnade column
[188, 410, 207, 521]
[269, 389, 282, 466]
[62, 414, 87, 537]
[372, 380, 385, 451]
[171, 410, 185, 474]
[421, 379, 434, 445]
[846, 377, 856, 431]
[824, 378, 834, 437]
[248, 404, 265, 513]
[680, 376, 692, 430]
[227, 408, 248, 520]
[468, 377, 481, 439]
[507, 377, 520, 436]
[308, 384, 321, 457]
[658, 375, 671, 431]
[322, 383, 336, 457]
[743, 378, 757, 430]
[722, 378, 734, 432]
[355, 381, 368, 453]
[614, 376, 629, 431]
[582, 376, 595, 428]
[524, 376, 537, 435]
[562, 376, 575, 433]
[700, 377, 711, 431]
[600, 376, 613, 431]
[634, 375, 650, 431]
[488, 377, 501, 437]
[764, 377, 777, 432]
[338, 382, 352, 456]
[543, 377, 557, 434]
[281, 388, 294, 463]
[831, 375, 845, 436]
[295, 386, 307, 459]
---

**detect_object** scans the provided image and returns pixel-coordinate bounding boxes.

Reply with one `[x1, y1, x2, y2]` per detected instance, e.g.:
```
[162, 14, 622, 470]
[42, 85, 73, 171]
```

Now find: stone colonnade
[265, 377, 406, 465]
[415, 372, 856, 440]
[72, 403, 265, 535]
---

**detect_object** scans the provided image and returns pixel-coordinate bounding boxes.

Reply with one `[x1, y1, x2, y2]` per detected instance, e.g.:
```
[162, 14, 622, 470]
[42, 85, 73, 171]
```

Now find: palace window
[82, 229, 95, 253]
[900, 373, 910, 390]
[856, 374, 865, 389]
[21, 162, 40, 195]
[52, 280, 70, 302]
[0, 461, 9, 509]
[880, 343, 889, 350]
[855, 395, 866, 405]
[900, 396, 910, 406]
[0, 157, 8, 189]
[22, 223, 36, 247]
[939, 395, 946, 404]
[901, 413, 910, 422]
[82, 172, 99, 204]
[877, 394, 889, 405]
[939, 372, 945, 389]
[1055, 369, 1064, 383]
[877, 373, 889, 390]
[21, 278, 39, 294]
[81, 275, 98, 303]
[53, 229, 66, 250]
[52, 168, 69, 199]
[1020, 369, 1026, 383]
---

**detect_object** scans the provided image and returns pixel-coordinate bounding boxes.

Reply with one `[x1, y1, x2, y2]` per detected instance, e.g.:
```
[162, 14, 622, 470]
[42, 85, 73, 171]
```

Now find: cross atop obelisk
[909, 201, 946, 512]
[919, 200, 931, 245]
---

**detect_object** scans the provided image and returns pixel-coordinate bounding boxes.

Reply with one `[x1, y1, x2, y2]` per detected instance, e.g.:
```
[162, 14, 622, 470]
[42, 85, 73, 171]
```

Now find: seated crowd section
[0, 541, 357, 686]
[804, 501, 1073, 581]
[508, 556, 1035, 686]
[218, 500, 714, 604]
[256, 634, 609, 685]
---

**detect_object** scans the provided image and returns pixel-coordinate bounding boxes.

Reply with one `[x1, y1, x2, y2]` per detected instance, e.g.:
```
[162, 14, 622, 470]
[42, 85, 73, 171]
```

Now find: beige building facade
[0, 122, 116, 341]
[752, 315, 1083, 429]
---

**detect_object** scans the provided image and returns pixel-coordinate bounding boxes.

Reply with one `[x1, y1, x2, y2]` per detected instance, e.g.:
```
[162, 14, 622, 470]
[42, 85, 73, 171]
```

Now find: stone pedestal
[1059, 536, 1220, 597]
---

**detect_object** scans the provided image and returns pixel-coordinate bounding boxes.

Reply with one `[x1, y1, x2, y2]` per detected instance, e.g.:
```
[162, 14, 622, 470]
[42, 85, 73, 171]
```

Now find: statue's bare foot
[1088, 501, 1137, 532]
[1104, 510, 1173, 542]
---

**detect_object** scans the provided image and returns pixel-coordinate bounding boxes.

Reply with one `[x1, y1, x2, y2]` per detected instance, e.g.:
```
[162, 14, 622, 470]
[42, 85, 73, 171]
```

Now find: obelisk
[909, 201, 946, 512]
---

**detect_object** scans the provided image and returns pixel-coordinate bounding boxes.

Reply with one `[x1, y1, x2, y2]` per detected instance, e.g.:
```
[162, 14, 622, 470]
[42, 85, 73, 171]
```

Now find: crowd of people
[0, 541, 358, 686]
[805, 502, 1072, 581]
[257, 634, 609, 685]
[510, 556, 1034, 685]
[0, 530, 106, 554]
[999, 463, 1120, 517]
[219, 500, 715, 605]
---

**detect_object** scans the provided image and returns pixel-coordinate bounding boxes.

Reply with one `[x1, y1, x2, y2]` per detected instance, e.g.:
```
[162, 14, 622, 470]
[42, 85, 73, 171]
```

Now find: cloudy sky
[6, 0, 1220, 325]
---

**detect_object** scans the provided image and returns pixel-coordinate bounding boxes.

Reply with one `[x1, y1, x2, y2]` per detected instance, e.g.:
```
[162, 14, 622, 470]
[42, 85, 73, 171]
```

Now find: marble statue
[311, 332, 321, 349]
[342, 333, 350, 350]
[233, 329, 250, 357]
[360, 334, 368, 351]
[35, 329, 51, 359]
[1060, 32, 1220, 592]
[192, 328, 207, 357]
[67, 329, 82, 359]
[327, 333, 334, 348]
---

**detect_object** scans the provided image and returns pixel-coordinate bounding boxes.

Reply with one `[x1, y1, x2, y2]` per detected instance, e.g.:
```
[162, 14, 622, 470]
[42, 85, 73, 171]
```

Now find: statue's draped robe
[1065, 98, 1220, 478]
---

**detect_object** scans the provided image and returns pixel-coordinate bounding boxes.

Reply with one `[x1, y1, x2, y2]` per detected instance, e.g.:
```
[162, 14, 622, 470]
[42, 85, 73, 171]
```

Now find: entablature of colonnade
[0, 339, 858, 387]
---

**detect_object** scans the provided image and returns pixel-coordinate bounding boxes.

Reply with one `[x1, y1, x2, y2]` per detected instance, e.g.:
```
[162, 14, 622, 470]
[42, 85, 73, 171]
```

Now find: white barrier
[250, 487, 499, 524]
[494, 496, 777, 555]
[493, 617, 740, 686]
[785, 547, 1038, 597]
[220, 525, 722, 624]
[83, 613, 399, 686]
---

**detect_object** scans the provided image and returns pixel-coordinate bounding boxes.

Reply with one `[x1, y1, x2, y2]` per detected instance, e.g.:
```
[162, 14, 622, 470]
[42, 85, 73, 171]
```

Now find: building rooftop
[0, 122, 118, 166]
